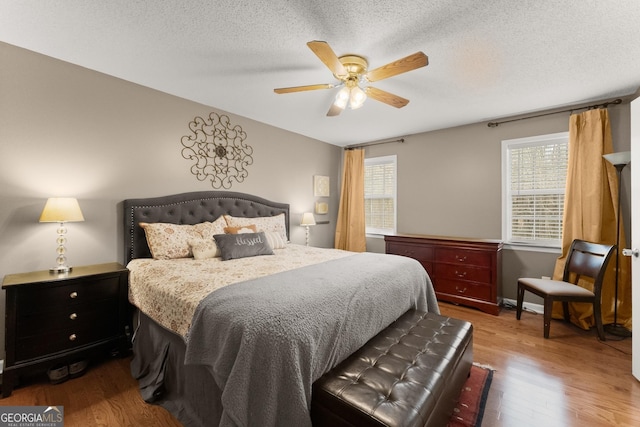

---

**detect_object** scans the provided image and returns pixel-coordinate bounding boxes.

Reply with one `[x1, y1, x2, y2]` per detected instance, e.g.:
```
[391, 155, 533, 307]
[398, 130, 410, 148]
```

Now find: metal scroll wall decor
[180, 112, 253, 189]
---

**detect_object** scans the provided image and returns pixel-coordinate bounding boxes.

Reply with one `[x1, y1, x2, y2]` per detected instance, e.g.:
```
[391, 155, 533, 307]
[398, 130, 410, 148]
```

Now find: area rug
[447, 364, 494, 427]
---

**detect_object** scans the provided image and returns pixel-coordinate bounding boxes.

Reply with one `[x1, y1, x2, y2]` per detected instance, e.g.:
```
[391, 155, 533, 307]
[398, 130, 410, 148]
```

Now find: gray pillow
[213, 232, 274, 261]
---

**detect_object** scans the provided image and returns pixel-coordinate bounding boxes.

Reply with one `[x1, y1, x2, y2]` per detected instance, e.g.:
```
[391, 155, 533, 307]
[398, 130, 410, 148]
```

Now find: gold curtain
[552, 108, 631, 330]
[334, 149, 366, 251]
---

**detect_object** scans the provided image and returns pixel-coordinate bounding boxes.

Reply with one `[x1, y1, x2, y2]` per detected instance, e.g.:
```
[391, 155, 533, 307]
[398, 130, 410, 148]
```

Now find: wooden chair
[516, 239, 615, 340]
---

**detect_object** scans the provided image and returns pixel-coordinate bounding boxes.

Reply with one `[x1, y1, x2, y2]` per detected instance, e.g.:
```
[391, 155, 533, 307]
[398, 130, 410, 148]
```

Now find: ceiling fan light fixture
[349, 86, 367, 109]
[333, 86, 350, 109]
[275, 41, 429, 115]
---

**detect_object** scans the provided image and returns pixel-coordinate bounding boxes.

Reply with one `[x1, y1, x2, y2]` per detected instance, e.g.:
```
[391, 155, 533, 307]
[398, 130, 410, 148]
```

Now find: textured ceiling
[1, 0, 639, 146]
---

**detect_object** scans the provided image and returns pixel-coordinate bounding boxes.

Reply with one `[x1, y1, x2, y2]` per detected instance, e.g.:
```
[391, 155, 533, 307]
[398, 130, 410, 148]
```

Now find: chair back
[562, 239, 616, 294]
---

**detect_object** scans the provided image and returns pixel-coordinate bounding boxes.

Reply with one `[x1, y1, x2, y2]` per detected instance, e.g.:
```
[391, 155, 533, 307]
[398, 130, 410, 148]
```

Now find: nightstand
[2, 262, 130, 397]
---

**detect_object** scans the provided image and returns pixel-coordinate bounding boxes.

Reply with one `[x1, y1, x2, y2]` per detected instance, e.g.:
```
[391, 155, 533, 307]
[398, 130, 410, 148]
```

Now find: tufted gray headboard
[122, 191, 290, 264]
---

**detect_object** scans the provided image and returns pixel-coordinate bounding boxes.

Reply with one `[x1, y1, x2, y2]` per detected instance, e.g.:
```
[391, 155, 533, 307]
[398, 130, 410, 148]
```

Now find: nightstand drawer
[17, 298, 119, 337]
[15, 319, 120, 362]
[17, 276, 120, 314]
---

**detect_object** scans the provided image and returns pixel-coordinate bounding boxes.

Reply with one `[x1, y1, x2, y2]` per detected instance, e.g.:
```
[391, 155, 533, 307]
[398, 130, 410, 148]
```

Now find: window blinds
[508, 140, 568, 244]
[364, 156, 396, 234]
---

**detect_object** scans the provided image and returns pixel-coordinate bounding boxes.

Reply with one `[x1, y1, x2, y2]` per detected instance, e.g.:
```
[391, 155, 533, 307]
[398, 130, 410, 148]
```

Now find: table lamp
[300, 212, 316, 246]
[39, 197, 85, 273]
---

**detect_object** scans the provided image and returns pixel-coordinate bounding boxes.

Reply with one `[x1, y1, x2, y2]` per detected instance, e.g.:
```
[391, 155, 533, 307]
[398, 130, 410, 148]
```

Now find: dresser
[2, 263, 130, 397]
[385, 235, 502, 315]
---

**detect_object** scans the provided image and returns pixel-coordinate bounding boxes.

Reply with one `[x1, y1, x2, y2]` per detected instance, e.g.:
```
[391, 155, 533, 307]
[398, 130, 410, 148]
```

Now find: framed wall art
[313, 175, 330, 197]
[315, 201, 328, 215]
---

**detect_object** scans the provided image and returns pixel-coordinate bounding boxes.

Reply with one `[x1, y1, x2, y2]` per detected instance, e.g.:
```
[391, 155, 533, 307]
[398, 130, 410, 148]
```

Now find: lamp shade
[603, 151, 631, 166]
[334, 87, 350, 109]
[349, 86, 367, 109]
[39, 198, 85, 223]
[300, 212, 316, 226]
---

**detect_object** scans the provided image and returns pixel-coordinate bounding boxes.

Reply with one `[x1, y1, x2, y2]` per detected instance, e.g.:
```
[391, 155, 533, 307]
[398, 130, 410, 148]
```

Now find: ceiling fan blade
[326, 102, 344, 117]
[365, 87, 410, 108]
[307, 41, 348, 77]
[274, 83, 334, 94]
[365, 52, 428, 82]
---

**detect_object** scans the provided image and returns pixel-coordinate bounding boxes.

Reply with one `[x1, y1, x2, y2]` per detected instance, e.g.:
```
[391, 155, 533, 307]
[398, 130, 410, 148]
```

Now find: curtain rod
[487, 98, 622, 128]
[345, 138, 405, 150]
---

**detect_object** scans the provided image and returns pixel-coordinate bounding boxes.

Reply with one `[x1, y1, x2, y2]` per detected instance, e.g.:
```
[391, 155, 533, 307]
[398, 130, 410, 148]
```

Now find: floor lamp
[603, 151, 632, 338]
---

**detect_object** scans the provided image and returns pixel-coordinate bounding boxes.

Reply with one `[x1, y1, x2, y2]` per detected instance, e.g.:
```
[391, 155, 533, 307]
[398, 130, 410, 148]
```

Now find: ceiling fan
[274, 41, 428, 117]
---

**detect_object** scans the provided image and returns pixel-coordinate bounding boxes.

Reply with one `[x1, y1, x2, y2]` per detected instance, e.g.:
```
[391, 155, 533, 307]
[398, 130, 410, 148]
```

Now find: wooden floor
[2, 302, 639, 426]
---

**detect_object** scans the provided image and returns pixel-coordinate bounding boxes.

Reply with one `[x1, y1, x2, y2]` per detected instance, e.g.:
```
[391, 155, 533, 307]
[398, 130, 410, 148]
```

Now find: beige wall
[0, 42, 342, 355]
[365, 101, 632, 306]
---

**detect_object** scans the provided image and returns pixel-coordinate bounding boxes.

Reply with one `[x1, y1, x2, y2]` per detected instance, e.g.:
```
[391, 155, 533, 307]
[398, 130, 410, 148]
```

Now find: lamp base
[605, 323, 632, 338]
[49, 265, 72, 274]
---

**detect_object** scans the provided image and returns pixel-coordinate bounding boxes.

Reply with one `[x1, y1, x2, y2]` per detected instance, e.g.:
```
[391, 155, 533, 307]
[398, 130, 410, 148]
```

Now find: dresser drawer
[17, 298, 119, 337]
[436, 279, 492, 301]
[435, 248, 491, 267]
[15, 319, 119, 362]
[17, 276, 120, 315]
[435, 263, 491, 284]
[386, 243, 434, 262]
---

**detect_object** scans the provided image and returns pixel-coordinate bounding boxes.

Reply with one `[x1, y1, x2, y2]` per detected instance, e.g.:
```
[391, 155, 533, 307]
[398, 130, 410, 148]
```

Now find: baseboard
[501, 298, 544, 314]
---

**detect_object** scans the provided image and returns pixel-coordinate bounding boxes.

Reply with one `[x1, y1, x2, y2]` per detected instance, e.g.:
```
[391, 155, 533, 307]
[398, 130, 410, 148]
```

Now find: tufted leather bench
[311, 310, 473, 427]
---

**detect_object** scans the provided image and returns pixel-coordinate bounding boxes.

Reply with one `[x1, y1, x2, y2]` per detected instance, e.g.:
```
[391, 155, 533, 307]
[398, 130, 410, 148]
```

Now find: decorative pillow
[224, 214, 288, 242]
[189, 238, 220, 260]
[224, 224, 257, 234]
[264, 231, 287, 249]
[140, 216, 227, 260]
[213, 232, 274, 261]
[207, 215, 229, 235]
[140, 222, 202, 259]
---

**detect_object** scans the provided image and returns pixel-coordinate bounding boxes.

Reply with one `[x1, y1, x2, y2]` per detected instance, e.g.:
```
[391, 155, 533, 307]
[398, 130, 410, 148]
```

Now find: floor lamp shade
[40, 198, 85, 273]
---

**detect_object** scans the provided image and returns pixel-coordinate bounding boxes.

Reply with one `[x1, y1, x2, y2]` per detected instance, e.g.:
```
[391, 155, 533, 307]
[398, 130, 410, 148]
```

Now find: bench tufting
[311, 310, 473, 427]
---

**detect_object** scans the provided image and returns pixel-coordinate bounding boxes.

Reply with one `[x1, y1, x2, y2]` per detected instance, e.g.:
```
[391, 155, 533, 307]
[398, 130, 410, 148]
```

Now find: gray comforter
[184, 252, 438, 427]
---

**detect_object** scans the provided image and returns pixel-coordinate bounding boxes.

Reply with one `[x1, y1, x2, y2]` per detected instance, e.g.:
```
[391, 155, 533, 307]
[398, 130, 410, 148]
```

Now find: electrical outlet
[541, 276, 551, 280]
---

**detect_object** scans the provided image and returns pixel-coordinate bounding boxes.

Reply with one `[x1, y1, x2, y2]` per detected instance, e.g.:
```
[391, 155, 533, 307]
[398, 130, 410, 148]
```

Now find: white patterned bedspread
[127, 244, 354, 337]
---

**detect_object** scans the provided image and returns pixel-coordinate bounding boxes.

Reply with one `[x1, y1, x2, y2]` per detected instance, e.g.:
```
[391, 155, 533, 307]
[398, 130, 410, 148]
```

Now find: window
[364, 155, 397, 235]
[502, 132, 569, 247]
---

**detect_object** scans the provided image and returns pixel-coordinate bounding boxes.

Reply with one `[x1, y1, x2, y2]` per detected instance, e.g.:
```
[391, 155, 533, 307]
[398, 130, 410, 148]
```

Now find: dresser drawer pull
[69, 313, 78, 320]
[455, 286, 467, 294]
[70, 291, 78, 299]
[69, 334, 77, 341]
[455, 271, 467, 278]
[455, 255, 467, 262]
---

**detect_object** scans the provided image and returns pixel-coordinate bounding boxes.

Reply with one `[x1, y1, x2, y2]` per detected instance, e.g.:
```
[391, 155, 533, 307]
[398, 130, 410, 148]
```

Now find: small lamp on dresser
[39, 197, 85, 273]
[300, 212, 316, 246]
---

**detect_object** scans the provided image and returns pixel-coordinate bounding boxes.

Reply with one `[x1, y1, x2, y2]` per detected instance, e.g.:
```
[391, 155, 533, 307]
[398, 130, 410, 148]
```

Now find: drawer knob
[455, 270, 467, 278]
[69, 313, 78, 320]
[69, 334, 77, 341]
[455, 255, 467, 262]
[455, 286, 467, 294]
[70, 291, 78, 299]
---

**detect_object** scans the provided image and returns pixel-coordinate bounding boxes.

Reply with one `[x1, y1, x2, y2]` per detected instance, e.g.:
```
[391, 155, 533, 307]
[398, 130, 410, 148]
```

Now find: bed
[123, 190, 439, 427]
